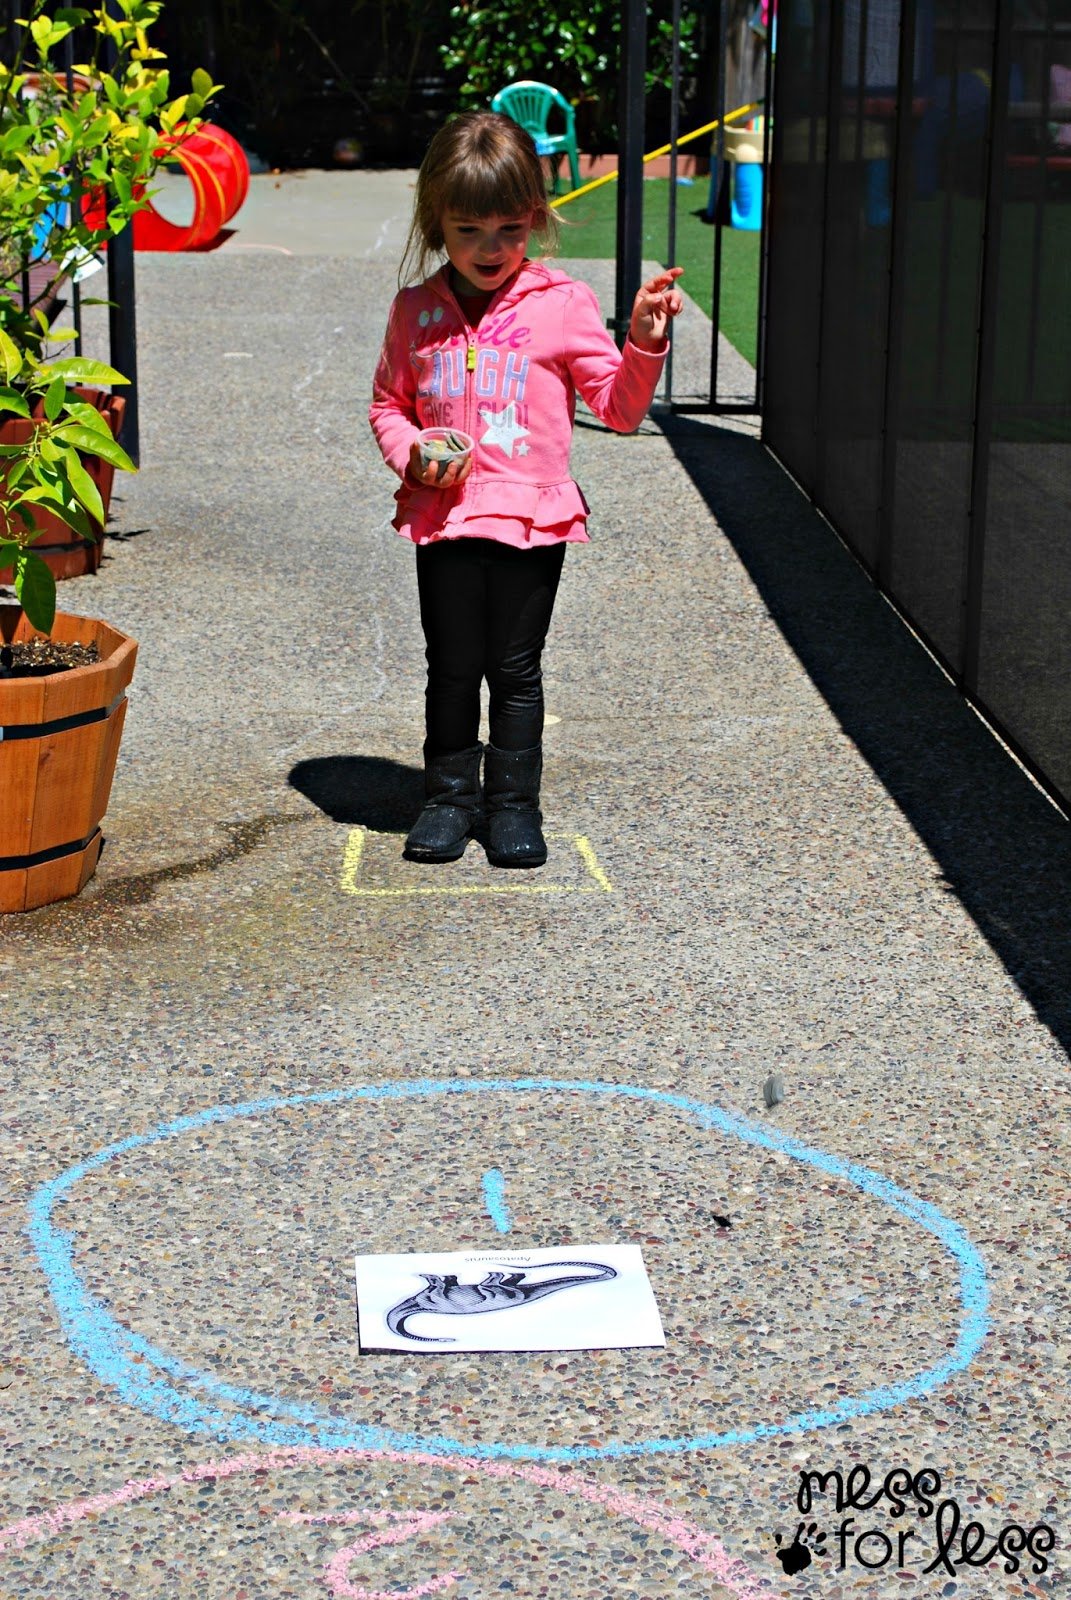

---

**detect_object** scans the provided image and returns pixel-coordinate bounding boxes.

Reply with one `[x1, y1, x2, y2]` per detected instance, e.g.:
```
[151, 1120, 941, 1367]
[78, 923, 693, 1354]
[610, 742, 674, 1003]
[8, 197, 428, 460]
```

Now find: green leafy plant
[439, 0, 699, 146]
[0, 0, 216, 635]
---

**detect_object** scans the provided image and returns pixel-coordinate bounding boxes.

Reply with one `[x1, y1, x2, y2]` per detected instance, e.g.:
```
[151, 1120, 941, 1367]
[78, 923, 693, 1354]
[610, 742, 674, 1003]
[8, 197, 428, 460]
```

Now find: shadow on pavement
[662, 413, 1071, 1051]
[289, 754, 423, 831]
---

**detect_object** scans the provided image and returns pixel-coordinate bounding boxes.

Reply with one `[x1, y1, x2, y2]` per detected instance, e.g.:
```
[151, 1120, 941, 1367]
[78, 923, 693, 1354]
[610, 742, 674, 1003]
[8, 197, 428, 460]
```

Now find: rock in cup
[416, 427, 475, 472]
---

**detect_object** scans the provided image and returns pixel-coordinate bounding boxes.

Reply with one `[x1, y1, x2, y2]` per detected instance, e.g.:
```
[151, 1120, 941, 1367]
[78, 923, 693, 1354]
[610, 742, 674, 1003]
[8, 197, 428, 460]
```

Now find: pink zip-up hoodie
[369, 260, 667, 547]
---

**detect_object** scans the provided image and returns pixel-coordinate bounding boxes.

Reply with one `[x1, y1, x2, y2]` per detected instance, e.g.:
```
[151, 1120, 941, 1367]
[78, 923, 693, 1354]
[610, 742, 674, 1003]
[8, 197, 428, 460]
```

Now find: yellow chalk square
[339, 828, 613, 897]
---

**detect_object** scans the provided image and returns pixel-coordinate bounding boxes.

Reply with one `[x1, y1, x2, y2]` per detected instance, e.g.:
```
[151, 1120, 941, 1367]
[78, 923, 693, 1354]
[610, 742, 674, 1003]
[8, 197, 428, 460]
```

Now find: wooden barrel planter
[0, 608, 137, 913]
[0, 388, 127, 583]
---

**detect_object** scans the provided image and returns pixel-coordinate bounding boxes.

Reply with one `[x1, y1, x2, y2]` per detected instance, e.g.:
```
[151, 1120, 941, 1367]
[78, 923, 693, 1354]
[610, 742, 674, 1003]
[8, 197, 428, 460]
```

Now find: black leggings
[416, 538, 567, 755]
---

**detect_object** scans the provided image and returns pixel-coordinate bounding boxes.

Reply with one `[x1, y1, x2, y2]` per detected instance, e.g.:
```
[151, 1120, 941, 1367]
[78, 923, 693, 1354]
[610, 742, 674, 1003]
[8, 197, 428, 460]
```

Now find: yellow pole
[549, 100, 764, 209]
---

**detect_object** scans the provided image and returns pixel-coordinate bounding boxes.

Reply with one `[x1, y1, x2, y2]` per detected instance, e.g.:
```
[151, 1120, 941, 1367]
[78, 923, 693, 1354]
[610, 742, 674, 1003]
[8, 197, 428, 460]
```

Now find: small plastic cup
[416, 427, 475, 474]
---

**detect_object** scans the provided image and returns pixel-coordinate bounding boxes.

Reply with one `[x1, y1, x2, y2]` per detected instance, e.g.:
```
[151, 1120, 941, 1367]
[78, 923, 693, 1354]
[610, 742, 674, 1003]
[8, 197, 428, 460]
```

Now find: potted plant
[0, 0, 216, 911]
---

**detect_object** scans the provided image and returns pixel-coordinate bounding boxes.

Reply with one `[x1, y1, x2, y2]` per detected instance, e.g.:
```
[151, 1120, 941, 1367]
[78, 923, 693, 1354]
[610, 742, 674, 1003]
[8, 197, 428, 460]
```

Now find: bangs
[440, 155, 541, 222]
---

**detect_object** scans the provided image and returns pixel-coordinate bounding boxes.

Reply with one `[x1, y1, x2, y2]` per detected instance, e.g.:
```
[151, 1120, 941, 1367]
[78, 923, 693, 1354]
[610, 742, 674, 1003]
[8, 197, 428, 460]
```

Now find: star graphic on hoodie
[478, 402, 530, 458]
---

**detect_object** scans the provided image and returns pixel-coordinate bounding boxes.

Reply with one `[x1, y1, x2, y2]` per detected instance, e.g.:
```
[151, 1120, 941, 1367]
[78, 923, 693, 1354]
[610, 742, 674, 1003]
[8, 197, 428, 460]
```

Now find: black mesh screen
[764, 0, 1071, 811]
[814, 0, 901, 571]
[763, 2, 830, 489]
[886, 1, 994, 670]
[974, 6, 1071, 799]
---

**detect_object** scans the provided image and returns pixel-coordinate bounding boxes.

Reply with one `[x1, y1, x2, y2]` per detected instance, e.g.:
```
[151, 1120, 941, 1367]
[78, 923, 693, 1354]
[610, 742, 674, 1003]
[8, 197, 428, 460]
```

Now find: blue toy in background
[718, 118, 766, 230]
[732, 160, 763, 230]
[31, 197, 69, 262]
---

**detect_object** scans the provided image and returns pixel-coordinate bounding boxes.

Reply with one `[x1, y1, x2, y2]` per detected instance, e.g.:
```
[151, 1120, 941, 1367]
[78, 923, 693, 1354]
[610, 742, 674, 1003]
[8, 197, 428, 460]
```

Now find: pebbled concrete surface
[0, 172, 1069, 1600]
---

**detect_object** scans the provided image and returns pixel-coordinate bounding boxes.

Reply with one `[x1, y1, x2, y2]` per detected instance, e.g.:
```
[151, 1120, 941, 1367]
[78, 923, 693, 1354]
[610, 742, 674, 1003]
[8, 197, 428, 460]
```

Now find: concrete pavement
[152, 166, 419, 257]
[0, 171, 1068, 1600]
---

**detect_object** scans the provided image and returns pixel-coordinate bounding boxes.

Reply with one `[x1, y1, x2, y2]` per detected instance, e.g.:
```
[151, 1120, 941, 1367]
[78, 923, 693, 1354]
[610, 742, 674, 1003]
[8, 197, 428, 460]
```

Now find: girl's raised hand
[630, 267, 685, 352]
[408, 439, 473, 488]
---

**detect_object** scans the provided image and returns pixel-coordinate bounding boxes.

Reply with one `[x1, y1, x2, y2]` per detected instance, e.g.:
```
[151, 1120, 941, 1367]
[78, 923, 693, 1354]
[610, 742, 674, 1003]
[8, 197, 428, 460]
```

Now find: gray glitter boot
[483, 743, 547, 868]
[403, 744, 482, 863]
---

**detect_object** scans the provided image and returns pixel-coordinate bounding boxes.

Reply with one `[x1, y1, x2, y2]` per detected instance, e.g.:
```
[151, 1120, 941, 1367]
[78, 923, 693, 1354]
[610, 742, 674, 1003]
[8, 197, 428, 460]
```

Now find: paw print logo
[774, 1522, 827, 1575]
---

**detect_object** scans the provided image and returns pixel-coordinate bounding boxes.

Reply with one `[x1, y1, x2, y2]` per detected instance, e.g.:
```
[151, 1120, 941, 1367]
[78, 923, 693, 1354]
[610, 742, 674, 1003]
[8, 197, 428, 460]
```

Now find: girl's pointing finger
[643, 266, 684, 294]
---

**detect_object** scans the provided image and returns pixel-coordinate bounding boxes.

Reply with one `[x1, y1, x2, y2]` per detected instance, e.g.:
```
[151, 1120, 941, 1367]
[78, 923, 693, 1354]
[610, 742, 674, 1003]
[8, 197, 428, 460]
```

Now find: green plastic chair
[491, 81, 581, 194]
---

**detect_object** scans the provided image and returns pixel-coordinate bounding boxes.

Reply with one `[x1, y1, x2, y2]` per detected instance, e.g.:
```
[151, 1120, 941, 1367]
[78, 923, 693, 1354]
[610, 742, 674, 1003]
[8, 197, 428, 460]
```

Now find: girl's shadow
[288, 754, 493, 851]
[287, 755, 423, 832]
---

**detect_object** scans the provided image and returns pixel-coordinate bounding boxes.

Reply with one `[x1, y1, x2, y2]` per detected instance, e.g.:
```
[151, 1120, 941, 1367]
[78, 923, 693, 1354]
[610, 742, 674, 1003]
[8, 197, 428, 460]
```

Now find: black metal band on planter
[9, 539, 97, 557]
[0, 828, 102, 874]
[0, 690, 126, 743]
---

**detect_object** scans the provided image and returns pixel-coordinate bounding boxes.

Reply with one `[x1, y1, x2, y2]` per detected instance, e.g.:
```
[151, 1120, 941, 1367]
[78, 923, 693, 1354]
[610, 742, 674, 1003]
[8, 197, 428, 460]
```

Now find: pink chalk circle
[318, 1509, 461, 1599]
[0, 1447, 763, 1598]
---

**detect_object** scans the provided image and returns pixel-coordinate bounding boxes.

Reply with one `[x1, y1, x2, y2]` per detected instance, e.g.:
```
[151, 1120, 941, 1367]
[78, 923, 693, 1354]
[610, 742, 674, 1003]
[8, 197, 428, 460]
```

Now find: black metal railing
[1, 0, 140, 461]
[613, 0, 773, 413]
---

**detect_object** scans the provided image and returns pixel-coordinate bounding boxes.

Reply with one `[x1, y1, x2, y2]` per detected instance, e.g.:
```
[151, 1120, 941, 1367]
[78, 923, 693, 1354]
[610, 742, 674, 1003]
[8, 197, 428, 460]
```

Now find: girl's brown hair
[400, 111, 560, 284]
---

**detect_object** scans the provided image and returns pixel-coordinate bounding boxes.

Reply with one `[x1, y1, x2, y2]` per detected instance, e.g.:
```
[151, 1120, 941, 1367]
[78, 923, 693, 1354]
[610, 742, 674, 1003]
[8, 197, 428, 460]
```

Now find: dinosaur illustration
[384, 1260, 618, 1344]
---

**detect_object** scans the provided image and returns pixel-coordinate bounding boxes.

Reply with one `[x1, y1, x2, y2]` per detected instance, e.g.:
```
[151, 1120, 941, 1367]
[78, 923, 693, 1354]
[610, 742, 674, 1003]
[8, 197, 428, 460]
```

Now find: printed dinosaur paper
[355, 1245, 665, 1354]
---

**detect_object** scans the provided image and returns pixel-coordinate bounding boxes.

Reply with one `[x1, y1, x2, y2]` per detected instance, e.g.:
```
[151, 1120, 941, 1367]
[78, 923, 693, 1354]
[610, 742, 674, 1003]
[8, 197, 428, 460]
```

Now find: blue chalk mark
[482, 1167, 512, 1233]
[27, 1078, 990, 1464]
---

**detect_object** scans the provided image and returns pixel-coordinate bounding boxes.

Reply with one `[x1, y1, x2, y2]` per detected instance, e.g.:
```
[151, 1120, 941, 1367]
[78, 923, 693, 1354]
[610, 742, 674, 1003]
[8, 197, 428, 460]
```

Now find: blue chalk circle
[482, 1167, 512, 1233]
[27, 1078, 990, 1464]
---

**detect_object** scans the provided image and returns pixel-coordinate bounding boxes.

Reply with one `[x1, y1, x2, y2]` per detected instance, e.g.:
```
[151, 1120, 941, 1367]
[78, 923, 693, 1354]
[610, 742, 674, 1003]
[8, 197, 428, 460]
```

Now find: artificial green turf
[541, 175, 761, 367]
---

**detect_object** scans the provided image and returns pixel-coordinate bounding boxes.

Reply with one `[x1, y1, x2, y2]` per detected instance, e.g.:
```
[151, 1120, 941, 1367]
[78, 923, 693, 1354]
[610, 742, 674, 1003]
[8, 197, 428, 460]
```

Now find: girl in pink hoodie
[370, 111, 682, 868]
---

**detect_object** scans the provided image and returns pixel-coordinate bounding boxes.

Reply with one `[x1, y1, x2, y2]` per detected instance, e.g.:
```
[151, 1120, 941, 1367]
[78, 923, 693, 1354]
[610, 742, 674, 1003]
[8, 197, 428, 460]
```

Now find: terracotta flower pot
[0, 387, 127, 583]
[0, 607, 137, 912]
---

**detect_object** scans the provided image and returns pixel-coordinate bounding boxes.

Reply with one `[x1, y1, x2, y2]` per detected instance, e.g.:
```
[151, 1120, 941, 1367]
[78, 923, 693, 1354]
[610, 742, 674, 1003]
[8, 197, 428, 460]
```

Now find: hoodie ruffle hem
[392, 477, 591, 546]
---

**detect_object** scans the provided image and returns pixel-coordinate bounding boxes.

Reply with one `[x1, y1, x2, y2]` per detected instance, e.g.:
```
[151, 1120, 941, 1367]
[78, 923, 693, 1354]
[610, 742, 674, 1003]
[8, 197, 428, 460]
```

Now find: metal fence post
[664, 0, 682, 400]
[104, 0, 140, 463]
[614, 0, 647, 347]
[753, 8, 776, 412]
[60, 26, 83, 356]
[707, 0, 728, 402]
[106, 227, 139, 465]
